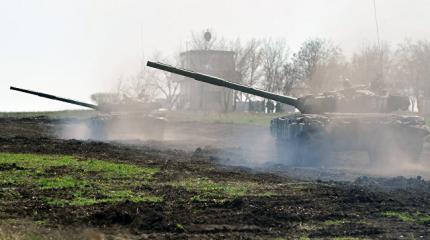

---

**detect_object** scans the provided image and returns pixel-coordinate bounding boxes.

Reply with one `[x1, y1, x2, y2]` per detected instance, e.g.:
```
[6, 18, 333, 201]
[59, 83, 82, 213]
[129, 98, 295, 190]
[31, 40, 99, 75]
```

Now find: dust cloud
[57, 114, 166, 142]
[205, 113, 430, 181]
[56, 112, 430, 181]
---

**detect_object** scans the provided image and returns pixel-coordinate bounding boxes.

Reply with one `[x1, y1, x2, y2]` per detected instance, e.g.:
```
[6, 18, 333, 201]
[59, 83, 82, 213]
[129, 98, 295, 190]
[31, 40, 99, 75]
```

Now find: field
[0, 113, 430, 239]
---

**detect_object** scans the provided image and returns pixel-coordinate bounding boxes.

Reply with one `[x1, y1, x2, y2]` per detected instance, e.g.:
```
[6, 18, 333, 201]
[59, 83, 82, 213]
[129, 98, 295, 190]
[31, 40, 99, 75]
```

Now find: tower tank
[147, 61, 429, 166]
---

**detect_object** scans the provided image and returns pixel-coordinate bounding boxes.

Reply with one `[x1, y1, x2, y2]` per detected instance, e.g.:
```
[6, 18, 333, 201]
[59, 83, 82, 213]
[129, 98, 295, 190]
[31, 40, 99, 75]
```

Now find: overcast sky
[1, 0, 429, 111]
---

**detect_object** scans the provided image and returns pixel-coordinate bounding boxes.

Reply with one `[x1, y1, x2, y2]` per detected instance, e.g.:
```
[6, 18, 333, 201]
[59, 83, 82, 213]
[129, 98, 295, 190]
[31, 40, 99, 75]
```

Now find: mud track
[0, 116, 430, 239]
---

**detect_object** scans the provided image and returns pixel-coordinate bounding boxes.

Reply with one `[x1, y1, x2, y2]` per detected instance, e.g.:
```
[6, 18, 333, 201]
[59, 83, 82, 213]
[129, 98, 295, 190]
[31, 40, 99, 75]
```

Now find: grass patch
[36, 176, 88, 189]
[24, 234, 45, 240]
[0, 110, 289, 126]
[81, 159, 158, 178]
[166, 111, 287, 127]
[323, 219, 348, 226]
[0, 152, 160, 206]
[0, 110, 96, 119]
[0, 169, 32, 185]
[102, 190, 162, 204]
[174, 177, 249, 200]
[332, 238, 369, 240]
[170, 177, 275, 201]
[383, 211, 430, 224]
[0, 153, 157, 179]
[175, 223, 185, 232]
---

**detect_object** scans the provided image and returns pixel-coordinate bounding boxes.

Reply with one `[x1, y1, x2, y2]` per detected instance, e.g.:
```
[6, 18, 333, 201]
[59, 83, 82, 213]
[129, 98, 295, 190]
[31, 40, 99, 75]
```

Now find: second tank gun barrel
[10, 86, 100, 110]
[146, 61, 303, 111]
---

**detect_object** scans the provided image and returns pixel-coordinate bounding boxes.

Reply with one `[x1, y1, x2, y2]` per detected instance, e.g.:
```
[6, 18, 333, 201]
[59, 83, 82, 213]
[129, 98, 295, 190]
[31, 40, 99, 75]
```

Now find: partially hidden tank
[10, 86, 167, 141]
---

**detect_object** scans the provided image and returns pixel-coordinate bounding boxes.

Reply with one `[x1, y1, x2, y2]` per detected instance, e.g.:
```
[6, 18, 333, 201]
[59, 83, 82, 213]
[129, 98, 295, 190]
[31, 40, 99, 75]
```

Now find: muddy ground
[1, 116, 430, 239]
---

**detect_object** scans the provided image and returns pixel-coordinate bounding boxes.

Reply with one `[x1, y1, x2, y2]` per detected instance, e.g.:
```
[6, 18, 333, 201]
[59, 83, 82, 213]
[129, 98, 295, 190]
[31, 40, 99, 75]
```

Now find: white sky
[1, 0, 429, 111]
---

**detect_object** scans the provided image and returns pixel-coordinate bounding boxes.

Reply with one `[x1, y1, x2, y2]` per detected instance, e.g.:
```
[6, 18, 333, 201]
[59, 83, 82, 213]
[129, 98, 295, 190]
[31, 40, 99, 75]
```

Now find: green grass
[24, 234, 45, 240]
[0, 110, 96, 119]
[166, 111, 287, 127]
[0, 153, 160, 206]
[383, 211, 430, 224]
[0, 153, 157, 179]
[175, 223, 185, 232]
[169, 177, 275, 201]
[36, 176, 88, 189]
[172, 177, 249, 201]
[332, 238, 370, 240]
[44, 191, 163, 207]
[0, 110, 288, 127]
[0, 152, 290, 206]
[323, 219, 348, 226]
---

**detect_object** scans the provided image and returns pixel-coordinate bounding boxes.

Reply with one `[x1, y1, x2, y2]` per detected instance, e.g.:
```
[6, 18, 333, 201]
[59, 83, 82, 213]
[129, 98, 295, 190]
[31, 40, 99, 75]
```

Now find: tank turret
[147, 61, 409, 114]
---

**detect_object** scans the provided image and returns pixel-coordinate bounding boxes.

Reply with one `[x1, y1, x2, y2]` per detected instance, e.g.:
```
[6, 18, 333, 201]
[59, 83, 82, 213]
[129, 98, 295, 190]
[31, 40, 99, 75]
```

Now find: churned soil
[0, 116, 429, 239]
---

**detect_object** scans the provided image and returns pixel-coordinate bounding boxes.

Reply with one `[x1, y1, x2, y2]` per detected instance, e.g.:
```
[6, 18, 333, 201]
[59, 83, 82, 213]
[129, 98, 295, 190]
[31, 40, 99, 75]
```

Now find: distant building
[177, 50, 239, 112]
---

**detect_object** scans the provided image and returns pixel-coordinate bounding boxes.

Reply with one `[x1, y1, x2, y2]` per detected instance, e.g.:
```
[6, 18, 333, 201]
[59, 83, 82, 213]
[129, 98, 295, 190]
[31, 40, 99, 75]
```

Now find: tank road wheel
[293, 132, 332, 167]
[276, 134, 331, 167]
[276, 139, 300, 165]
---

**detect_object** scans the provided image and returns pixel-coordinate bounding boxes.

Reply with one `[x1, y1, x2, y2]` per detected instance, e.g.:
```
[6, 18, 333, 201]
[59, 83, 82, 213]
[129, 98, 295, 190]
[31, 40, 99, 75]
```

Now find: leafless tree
[291, 38, 344, 93]
[229, 38, 263, 104]
[391, 40, 430, 112]
[128, 57, 158, 102]
[261, 39, 288, 93]
[146, 52, 181, 110]
[282, 61, 301, 95]
[349, 43, 391, 90]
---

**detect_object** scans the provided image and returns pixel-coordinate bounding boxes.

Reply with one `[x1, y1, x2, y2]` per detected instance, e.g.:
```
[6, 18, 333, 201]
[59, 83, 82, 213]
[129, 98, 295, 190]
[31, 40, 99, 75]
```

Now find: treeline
[112, 31, 430, 110]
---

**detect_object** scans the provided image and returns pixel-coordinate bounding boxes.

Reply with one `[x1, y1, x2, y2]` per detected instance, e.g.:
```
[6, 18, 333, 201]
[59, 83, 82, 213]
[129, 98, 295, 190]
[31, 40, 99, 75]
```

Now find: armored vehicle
[147, 61, 429, 166]
[10, 86, 166, 141]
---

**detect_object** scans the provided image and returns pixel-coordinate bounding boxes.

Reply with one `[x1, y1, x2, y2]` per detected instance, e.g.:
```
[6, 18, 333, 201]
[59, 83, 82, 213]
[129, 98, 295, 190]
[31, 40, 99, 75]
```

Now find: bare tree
[391, 40, 430, 112]
[230, 38, 263, 103]
[282, 61, 300, 95]
[291, 38, 344, 93]
[147, 52, 181, 110]
[128, 57, 158, 102]
[261, 39, 288, 93]
[349, 43, 391, 90]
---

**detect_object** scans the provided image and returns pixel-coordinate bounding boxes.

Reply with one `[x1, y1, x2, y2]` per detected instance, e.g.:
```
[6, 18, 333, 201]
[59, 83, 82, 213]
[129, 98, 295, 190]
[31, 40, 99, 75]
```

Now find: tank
[10, 86, 166, 141]
[147, 61, 430, 166]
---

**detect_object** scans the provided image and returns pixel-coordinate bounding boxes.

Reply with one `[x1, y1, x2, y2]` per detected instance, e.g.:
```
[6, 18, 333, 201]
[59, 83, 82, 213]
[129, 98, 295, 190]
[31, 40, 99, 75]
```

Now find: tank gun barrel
[147, 61, 303, 111]
[10, 86, 99, 110]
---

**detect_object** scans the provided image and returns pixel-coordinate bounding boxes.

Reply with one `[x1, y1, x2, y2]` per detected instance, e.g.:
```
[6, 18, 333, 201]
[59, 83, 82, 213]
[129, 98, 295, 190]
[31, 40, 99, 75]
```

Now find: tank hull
[271, 113, 430, 166]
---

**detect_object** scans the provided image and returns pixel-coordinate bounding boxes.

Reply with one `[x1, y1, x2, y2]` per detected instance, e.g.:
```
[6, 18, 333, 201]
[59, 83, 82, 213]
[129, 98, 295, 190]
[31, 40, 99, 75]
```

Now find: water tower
[178, 31, 239, 112]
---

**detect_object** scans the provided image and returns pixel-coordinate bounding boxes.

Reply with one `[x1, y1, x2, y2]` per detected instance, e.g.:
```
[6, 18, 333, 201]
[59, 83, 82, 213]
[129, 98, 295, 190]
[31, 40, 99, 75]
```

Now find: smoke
[58, 119, 96, 140]
[57, 115, 166, 141]
[55, 111, 430, 181]
[206, 114, 430, 181]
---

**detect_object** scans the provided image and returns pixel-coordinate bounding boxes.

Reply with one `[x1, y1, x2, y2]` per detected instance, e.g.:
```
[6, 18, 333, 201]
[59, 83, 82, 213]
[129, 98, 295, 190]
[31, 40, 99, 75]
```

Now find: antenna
[372, 0, 384, 88]
[373, 0, 381, 50]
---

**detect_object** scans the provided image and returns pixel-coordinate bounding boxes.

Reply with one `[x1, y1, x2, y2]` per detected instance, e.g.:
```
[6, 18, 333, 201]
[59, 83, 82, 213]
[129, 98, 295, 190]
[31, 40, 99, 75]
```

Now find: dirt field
[1, 116, 430, 239]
